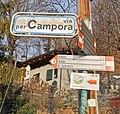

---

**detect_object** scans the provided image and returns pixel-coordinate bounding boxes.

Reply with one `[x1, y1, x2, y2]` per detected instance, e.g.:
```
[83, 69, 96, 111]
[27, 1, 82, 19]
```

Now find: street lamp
[21, 55, 26, 62]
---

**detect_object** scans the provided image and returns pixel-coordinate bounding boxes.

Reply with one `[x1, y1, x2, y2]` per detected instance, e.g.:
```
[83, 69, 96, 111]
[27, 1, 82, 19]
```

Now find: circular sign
[51, 59, 56, 65]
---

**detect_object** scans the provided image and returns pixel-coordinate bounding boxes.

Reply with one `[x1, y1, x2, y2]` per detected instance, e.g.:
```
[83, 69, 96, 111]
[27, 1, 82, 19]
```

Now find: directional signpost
[50, 54, 115, 71]
[50, 54, 115, 114]
[10, 11, 115, 114]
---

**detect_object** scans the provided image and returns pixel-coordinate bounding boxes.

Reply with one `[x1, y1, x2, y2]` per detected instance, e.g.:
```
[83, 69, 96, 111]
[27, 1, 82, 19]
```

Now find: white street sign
[70, 72, 100, 90]
[25, 65, 31, 80]
[49, 54, 115, 71]
[10, 12, 78, 38]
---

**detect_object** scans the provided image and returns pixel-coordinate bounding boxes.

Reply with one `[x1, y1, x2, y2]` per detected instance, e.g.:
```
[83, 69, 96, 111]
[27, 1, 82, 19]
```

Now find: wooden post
[77, 0, 96, 114]
[77, 0, 90, 20]
[89, 90, 96, 114]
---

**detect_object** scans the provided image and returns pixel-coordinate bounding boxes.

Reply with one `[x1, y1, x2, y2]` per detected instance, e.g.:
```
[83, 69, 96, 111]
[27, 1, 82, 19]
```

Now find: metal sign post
[80, 90, 88, 114]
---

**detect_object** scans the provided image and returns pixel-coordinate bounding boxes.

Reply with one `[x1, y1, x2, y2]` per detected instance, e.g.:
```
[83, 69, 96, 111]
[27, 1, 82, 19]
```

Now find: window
[33, 73, 40, 82]
[54, 69, 58, 78]
[46, 69, 53, 81]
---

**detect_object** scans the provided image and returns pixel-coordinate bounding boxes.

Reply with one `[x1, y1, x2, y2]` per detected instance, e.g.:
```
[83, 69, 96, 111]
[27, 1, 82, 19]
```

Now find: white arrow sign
[70, 72, 100, 90]
[49, 54, 114, 71]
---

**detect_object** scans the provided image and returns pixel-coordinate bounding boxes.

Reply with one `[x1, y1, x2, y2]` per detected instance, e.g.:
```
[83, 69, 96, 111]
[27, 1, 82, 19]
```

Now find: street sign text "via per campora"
[10, 12, 78, 38]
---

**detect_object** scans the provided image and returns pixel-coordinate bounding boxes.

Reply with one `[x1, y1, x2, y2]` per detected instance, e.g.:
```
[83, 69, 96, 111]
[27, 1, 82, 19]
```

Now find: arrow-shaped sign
[49, 54, 114, 71]
[49, 55, 58, 68]
[87, 80, 97, 84]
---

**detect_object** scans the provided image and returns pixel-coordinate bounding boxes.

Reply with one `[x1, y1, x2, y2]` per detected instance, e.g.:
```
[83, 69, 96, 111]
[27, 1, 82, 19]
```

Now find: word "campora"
[16, 20, 74, 31]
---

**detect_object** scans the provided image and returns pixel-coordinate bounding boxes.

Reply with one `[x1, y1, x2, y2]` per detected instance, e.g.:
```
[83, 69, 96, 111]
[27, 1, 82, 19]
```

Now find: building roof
[17, 49, 78, 69]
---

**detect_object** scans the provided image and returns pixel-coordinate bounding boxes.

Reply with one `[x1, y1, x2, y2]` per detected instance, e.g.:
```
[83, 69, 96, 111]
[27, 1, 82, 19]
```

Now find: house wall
[29, 64, 73, 90]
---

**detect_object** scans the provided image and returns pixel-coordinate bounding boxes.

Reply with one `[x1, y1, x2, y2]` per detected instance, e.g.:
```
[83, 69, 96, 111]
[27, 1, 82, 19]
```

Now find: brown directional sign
[77, 18, 96, 55]
[76, 16, 96, 55]
[81, 20, 96, 55]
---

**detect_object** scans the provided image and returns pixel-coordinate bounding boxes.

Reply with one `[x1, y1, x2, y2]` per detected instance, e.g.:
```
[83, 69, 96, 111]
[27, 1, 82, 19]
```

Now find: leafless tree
[92, 0, 120, 56]
[91, 0, 120, 106]
[91, 0, 120, 76]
